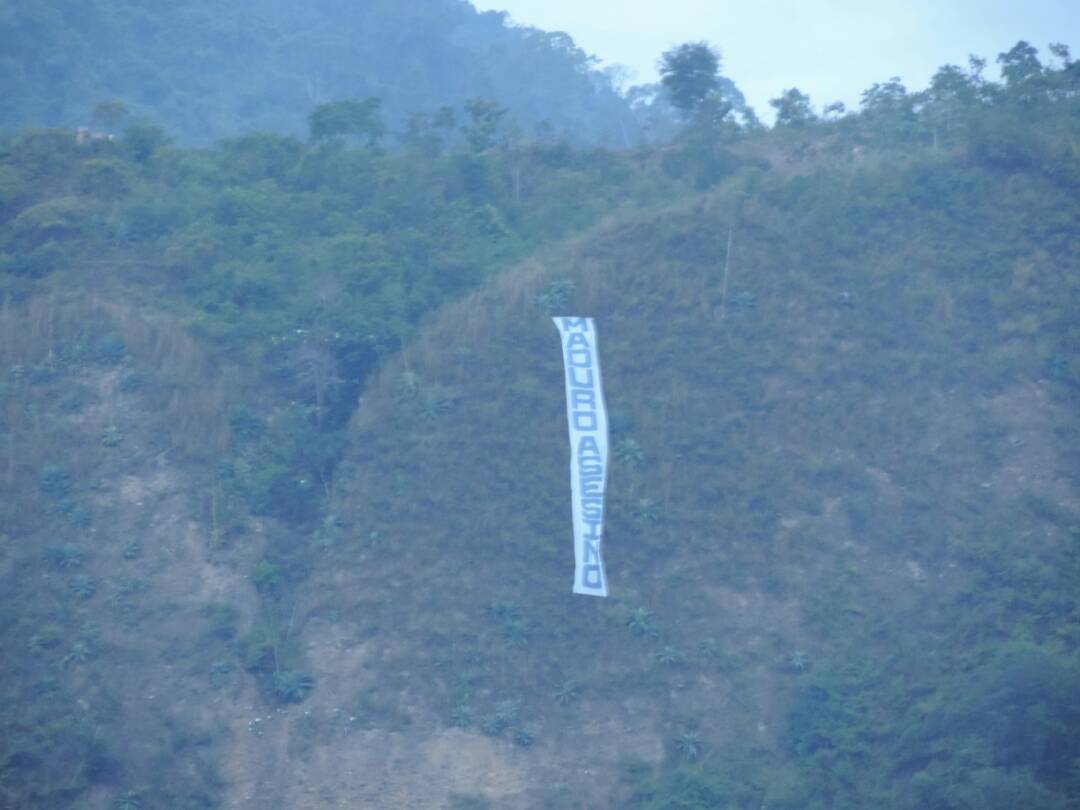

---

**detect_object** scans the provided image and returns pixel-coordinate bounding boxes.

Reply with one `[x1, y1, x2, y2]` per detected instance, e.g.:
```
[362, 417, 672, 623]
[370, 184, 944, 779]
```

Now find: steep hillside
[0, 0, 638, 145]
[0, 113, 684, 810]
[261, 150, 1078, 807]
[1, 47, 1078, 810]
[0, 296, 254, 808]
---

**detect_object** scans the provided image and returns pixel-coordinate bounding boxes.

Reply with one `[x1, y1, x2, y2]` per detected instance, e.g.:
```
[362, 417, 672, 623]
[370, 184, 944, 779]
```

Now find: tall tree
[308, 99, 386, 145]
[462, 99, 509, 152]
[660, 42, 721, 115]
[859, 77, 918, 144]
[998, 41, 1043, 87]
[769, 88, 816, 128]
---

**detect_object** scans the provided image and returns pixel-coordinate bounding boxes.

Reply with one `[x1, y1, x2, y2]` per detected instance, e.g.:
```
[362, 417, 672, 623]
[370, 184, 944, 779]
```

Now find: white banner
[553, 317, 609, 597]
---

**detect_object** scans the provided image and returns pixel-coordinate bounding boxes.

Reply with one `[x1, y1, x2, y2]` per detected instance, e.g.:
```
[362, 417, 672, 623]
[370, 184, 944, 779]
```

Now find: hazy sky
[471, 0, 1079, 117]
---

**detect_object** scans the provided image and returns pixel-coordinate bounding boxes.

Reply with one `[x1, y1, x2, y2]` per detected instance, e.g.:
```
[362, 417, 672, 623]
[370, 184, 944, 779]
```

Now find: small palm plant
[494, 700, 520, 726]
[60, 391, 84, 412]
[731, 290, 757, 312]
[502, 617, 530, 648]
[100, 425, 124, 447]
[68, 575, 97, 600]
[626, 607, 658, 638]
[209, 660, 234, 689]
[114, 791, 143, 810]
[655, 646, 684, 666]
[62, 641, 93, 668]
[109, 577, 146, 610]
[673, 729, 706, 761]
[29, 630, 62, 653]
[487, 602, 529, 647]
[486, 601, 519, 620]
[480, 700, 520, 736]
[1046, 354, 1070, 380]
[39, 464, 72, 498]
[632, 498, 660, 523]
[417, 386, 454, 420]
[788, 650, 810, 672]
[552, 679, 582, 706]
[46, 544, 83, 570]
[614, 437, 646, 467]
[273, 670, 314, 703]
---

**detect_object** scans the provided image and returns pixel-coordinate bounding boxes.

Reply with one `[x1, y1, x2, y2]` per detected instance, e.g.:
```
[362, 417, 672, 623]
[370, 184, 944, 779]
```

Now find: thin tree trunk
[719, 220, 735, 320]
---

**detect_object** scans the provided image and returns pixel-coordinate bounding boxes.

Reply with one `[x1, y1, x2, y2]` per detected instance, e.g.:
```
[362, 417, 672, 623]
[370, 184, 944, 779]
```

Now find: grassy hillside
[0, 104, 688, 810]
[312, 147, 1079, 808]
[0, 43, 1078, 809]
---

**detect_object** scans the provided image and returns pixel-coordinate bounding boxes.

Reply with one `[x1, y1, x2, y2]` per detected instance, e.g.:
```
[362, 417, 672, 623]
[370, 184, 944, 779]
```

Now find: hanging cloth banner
[553, 317, 609, 597]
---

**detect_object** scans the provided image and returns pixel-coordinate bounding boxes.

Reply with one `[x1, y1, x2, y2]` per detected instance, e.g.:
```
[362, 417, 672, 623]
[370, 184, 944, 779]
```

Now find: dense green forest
[1, 13, 1078, 809]
[0, 0, 644, 145]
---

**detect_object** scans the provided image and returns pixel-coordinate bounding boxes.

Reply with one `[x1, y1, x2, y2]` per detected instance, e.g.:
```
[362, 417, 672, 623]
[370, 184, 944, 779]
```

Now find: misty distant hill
[0, 0, 640, 144]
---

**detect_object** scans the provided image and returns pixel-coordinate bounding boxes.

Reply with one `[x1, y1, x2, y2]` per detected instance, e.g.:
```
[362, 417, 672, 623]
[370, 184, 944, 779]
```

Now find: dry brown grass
[2, 289, 235, 456]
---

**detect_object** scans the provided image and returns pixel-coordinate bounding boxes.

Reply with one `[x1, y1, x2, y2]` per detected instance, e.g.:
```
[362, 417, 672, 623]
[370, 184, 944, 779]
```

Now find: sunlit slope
[293, 155, 1079, 807]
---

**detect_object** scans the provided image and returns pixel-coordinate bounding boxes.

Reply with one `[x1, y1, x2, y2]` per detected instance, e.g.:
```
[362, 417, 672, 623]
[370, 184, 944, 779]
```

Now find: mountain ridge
[0, 0, 641, 145]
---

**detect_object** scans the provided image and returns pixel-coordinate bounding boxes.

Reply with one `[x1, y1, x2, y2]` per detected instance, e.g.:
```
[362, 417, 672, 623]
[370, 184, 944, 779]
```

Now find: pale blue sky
[471, 0, 1079, 117]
